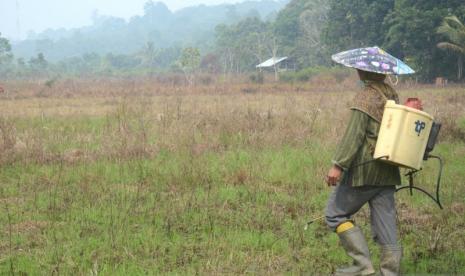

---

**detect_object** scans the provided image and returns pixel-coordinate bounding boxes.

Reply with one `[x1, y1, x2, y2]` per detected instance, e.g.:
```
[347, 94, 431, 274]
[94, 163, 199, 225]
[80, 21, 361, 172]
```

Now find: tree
[384, 0, 465, 81]
[322, 0, 394, 53]
[178, 47, 200, 85]
[102, 53, 140, 71]
[143, 0, 172, 27]
[236, 18, 271, 69]
[82, 53, 101, 71]
[154, 47, 182, 69]
[225, 6, 240, 24]
[215, 24, 237, 75]
[272, 0, 331, 68]
[0, 33, 13, 68]
[29, 53, 48, 71]
[437, 15, 465, 80]
[272, 0, 306, 65]
[296, 0, 330, 66]
[215, 17, 271, 75]
[139, 41, 157, 71]
[200, 53, 221, 74]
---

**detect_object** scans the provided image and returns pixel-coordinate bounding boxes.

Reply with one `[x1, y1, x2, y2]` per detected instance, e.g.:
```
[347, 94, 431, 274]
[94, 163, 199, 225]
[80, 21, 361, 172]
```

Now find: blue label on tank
[414, 120, 426, 136]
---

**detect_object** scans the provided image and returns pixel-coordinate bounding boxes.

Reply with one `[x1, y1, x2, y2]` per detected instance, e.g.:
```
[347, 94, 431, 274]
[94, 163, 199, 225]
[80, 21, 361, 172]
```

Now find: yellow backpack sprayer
[375, 100, 443, 209]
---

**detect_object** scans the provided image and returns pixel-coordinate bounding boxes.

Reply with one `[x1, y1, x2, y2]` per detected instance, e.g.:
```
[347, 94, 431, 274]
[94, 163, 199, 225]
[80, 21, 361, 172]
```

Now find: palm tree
[437, 16, 465, 80]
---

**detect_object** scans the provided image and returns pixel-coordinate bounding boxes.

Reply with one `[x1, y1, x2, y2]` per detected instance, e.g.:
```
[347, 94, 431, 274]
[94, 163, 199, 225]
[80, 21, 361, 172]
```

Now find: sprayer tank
[374, 100, 434, 170]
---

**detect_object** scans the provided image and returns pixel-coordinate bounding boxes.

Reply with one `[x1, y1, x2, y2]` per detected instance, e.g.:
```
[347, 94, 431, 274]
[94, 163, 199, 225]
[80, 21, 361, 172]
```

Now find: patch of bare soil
[0, 197, 25, 205]
[450, 202, 465, 215]
[397, 202, 433, 225]
[7, 221, 49, 234]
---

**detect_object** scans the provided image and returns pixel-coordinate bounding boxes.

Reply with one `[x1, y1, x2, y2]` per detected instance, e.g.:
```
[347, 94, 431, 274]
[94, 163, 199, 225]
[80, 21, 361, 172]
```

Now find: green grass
[0, 148, 327, 274]
[1, 142, 464, 274]
[1, 86, 465, 274]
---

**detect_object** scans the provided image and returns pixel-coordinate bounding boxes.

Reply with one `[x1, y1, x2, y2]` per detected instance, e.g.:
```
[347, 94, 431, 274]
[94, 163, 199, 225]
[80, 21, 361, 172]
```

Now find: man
[325, 69, 403, 276]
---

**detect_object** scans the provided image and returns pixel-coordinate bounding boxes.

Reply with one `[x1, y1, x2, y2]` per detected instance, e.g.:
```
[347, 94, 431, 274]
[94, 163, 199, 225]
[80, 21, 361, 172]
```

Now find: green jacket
[332, 82, 401, 187]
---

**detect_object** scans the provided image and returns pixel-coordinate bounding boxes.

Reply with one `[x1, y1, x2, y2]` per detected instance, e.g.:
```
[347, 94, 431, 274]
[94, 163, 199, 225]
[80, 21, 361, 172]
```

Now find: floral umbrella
[332, 46, 415, 75]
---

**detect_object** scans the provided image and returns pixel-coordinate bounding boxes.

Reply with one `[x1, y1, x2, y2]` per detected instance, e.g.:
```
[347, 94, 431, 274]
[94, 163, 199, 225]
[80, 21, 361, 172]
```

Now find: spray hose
[397, 154, 443, 209]
[350, 154, 444, 209]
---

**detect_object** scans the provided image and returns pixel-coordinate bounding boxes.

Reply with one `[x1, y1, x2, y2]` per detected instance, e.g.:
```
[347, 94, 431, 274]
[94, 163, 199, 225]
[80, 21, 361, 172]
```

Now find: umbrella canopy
[332, 46, 415, 75]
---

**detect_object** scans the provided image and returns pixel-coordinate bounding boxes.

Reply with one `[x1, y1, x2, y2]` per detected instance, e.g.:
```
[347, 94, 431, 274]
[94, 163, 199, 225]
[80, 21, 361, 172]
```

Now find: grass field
[0, 78, 464, 275]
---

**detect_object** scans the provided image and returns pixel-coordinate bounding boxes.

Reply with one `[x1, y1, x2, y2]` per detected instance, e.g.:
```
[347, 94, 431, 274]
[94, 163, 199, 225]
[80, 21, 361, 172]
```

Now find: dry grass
[0, 76, 464, 274]
[1, 77, 464, 165]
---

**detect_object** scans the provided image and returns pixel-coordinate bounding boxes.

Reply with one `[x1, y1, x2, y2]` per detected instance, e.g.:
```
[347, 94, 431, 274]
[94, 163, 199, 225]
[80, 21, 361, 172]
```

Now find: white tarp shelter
[256, 57, 288, 68]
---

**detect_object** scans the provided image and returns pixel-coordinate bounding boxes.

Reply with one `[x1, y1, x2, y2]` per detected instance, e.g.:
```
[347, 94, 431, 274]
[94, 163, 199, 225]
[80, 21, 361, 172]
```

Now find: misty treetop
[1, 0, 465, 82]
[12, 0, 288, 62]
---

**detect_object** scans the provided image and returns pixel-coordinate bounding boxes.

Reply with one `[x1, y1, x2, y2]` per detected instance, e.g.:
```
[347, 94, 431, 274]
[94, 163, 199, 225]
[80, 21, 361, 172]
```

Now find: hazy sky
[0, 0, 246, 41]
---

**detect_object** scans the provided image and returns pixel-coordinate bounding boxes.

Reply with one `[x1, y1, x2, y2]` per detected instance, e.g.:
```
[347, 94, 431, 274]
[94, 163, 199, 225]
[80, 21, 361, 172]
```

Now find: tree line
[1, 0, 464, 82]
[215, 0, 465, 81]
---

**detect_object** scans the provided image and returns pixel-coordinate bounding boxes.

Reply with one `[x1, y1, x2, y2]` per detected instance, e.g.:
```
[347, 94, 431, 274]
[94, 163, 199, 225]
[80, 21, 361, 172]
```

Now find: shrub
[279, 66, 351, 83]
[249, 72, 264, 84]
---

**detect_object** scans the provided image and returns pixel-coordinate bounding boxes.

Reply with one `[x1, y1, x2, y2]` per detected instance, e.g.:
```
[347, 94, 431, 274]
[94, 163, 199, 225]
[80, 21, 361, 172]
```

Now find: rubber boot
[379, 244, 402, 276]
[335, 226, 375, 276]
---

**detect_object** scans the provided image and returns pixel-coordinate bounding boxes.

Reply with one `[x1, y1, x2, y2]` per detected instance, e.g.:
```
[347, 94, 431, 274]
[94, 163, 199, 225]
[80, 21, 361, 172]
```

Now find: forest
[0, 0, 465, 82]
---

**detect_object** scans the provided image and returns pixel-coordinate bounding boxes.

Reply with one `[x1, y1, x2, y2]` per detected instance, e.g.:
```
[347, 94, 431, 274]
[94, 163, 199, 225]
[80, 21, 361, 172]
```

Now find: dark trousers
[325, 179, 398, 245]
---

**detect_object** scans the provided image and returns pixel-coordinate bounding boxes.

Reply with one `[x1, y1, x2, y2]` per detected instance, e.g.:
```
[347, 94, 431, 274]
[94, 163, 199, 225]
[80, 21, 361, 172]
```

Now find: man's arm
[326, 110, 369, 186]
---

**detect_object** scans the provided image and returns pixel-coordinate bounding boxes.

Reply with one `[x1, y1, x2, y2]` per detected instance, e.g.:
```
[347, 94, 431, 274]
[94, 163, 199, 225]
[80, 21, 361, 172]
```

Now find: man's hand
[326, 165, 343, 186]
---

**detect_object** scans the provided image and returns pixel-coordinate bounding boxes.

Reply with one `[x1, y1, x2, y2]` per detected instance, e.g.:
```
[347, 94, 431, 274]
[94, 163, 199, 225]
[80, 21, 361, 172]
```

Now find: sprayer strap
[349, 155, 389, 169]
